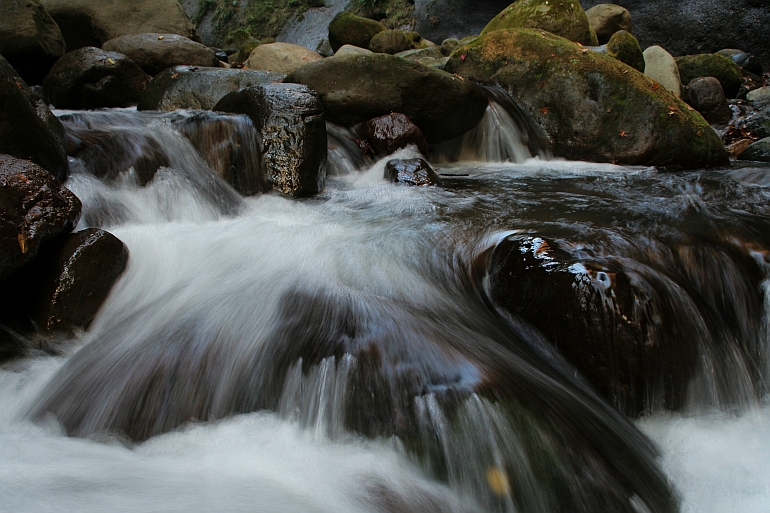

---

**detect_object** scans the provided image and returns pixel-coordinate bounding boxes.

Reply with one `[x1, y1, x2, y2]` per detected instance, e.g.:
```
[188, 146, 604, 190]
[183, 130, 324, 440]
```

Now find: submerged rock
[675, 54, 743, 99]
[284, 53, 488, 144]
[101, 33, 217, 76]
[643, 45, 682, 98]
[244, 42, 323, 74]
[0, 55, 69, 181]
[585, 3, 632, 45]
[43, 47, 152, 109]
[215, 83, 327, 198]
[384, 158, 440, 186]
[606, 30, 643, 72]
[685, 77, 731, 125]
[327, 11, 385, 53]
[445, 29, 727, 168]
[0, 0, 66, 85]
[482, 0, 598, 46]
[137, 66, 284, 111]
[0, 155, 80, 281]
[358, 113, 429, 157]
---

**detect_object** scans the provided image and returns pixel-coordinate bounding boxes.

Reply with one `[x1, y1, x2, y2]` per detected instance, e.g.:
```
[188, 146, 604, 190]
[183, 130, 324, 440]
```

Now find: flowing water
[1, 101, 770, 513]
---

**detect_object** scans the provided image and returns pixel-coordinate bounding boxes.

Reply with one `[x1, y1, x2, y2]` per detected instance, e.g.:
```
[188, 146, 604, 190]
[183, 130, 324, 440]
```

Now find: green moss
[606, 30, 644, 72]
[481, 0, 598, 46]
[675, 53, 743, 98]
[328, 11, 386, 52]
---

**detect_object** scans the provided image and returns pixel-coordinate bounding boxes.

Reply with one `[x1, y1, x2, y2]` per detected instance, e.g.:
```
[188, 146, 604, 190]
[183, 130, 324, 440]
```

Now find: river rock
[40, 0, 197, 51]
[487, 235, 698, 415]
[244, 42, 323, 74]
[446, 29, 727, 168]
[685, 77, 731, 125]
[675, 54, 743, 99]
[384, 158, 439, 186]
[358, 113, 429, 157]
[32, 228, 128, 332]
[137, 66, 284, 111]
[739, 104, 770, 140]
[738, 137, 770, 163]
[716, 49, 762, 76]
[440, 38, 460, 57]
[394, 47, 447, 69]
[0, 0, 66, 85]
[283, 53, 488, 144]
[0, 155, 81, 281]
[334, 44, 373, 57]
[43, 47, 152, 109]
[328, 11, 385, 53]
[214, 83, 327, 198]
[482, 0, 598, 46]
[369, 30, 430, 55]
[606, 30, 643, 72]
[642, 45, 682, 98]
[101, 33, 217, 76]
[746, 87, 770, 104]
[0, 55, 68, 182]
[585, 4, 632, 44]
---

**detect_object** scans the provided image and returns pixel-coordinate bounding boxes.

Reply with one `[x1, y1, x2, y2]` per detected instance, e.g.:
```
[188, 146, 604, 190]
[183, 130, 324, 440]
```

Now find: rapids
[1, 102, 770, 513]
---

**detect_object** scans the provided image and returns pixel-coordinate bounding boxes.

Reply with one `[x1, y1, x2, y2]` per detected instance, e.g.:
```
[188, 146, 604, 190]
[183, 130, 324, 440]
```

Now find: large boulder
[101, 33, 217, 76]
[0, 55, 68, 181]
[585, 4, 632, 44]
[137, 66, 284, 111]
[579, 0, 770, 74]
[482, 0, 599, 46]
[357, 113, 429, 157]
[328, 11, 385, 53]
[214, 83, 327, 198]
[643, 45, 682, 98]
[606, 30, 643, 72]
[283, 53, 489, 144]
[675, 54, 743, 99]
[0, 0, 66, 85]
[445, 29, 728, 168]
[40, 0, 197, 51]
[413, 0, 515, 44]
[686, 77, 731, 125]
[369, 30, 430, 55]
[244, 42, 323, 74]
[0, 155, 81, 281]
[43, 47, 152, 109]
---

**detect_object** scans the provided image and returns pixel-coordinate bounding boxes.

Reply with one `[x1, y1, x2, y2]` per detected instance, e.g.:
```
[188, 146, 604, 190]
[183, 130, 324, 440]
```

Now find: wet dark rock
[0, 55, 68, 181]
[214, 83, 327, 198]
[0, 0, 66, 85]
[738, 137, 770, 162]
[606, 30, 643, 72]
[675, 54, 743, 99]
[40, 0, 198, 51]
[482, 0, 598, 46]
[487, 236, 699, 415]
[0, 154, 81, 281]
[284, 53, 488, 144]
[101, 33, 217, 76]
[357, 113, 429, 157]
[738, 103, 770, 139]
[327, 11, 385, 53]
[585, 4, 632, 45]
[42, 47, 152, 109]
[138, 66, 284, 111]
[717, 49, 763, 76]
[686, 77, 731, 125]
[445, 29, 728, 169]
[413, 0, 520, 44]
[384, 158, 439, 186]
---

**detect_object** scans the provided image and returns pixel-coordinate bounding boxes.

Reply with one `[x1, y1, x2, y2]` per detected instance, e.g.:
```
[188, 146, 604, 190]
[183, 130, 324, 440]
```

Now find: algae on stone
[328, 11, 386, 52]
[606, 30, 643, 72]
[481, 0, 598, 46]
[675, 53, 743, 99]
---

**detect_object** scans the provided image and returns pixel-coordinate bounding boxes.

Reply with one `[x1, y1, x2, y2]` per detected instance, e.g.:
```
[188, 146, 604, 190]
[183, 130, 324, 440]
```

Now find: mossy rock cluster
[606, 30, 644, 72]
[481, 0, 598, 46]
[369, 29, 430, 54]
[328, 11, 385, 52]
[675, 54, 743, 99]
[444, 29, 728, 168]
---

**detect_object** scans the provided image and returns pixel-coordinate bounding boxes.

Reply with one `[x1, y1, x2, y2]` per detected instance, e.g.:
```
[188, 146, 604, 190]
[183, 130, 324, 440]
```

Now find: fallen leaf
[158, 35, 164, 40]
[170, 72, 179, 79]
[540, 106, 549, 114]
[652, 83, 660, 91]
[619, 130, 627, 137]
[107, 57, 115, 65]
[459, 54, 466, 62]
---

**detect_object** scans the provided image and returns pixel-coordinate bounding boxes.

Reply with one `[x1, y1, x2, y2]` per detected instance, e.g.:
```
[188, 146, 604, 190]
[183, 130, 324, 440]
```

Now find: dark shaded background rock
[40, 0, 197, 51]
[284, 53, 488, 144]
[43, 47, 152, 109]
[675, 54, 743, 99]
[215, 83, 327, 198]
[138, 66, 284, 111]
[328, 11, 385, 53]
[717, 49, 763, 76]
[102, 33, 217, 76]
[0, 155, 80, 281]
[357, 113, 429, 157]
[0, 0, 66, 85]
[414, 0, 513, 44]
[686, 77, 731, 125]
[738, 137, 770, 162]
[0, 55, 69, 181]
[585, 4, 632, 44]
[384, 158, 439, 186]
[579, 0, 770, 73]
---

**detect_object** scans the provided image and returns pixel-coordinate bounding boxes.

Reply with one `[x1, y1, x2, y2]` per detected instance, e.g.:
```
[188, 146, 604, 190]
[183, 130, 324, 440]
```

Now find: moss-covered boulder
[244, 42, 322, 74]
[606, 30, 643, 72]
[675, 54, 743, 99]
[284, 53, 488, 144]
[369, 30, 431, 55]
[328, 11, 385, 53]
[481, 0, 598, 46]
[585, 4, 632, 44]
[444, 29, 728, 168]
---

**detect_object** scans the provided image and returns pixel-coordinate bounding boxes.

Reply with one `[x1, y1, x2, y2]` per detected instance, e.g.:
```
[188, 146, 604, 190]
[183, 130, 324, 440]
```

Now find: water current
[1, 102, 769, 513]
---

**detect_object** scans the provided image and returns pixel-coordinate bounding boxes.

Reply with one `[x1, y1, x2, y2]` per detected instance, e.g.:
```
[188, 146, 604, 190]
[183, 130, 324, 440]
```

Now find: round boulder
[585, 4, 632, 44]
[384, 158, 439, 186]
[481, 0, 598, 46]
[244, 42, 323, 74]
[357, 113, 429, 157]
[283, 53, 488, 144]
[101, 33, 217, 76]
[43, 46, 152, 108]
[643, 45, 682, 98]
[675, 54, 743, 99]
[328, 11, 385, 53]
[606, 30, 643, 72]
[738, 137, 770, 163]
[686, 77, 731, 125]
